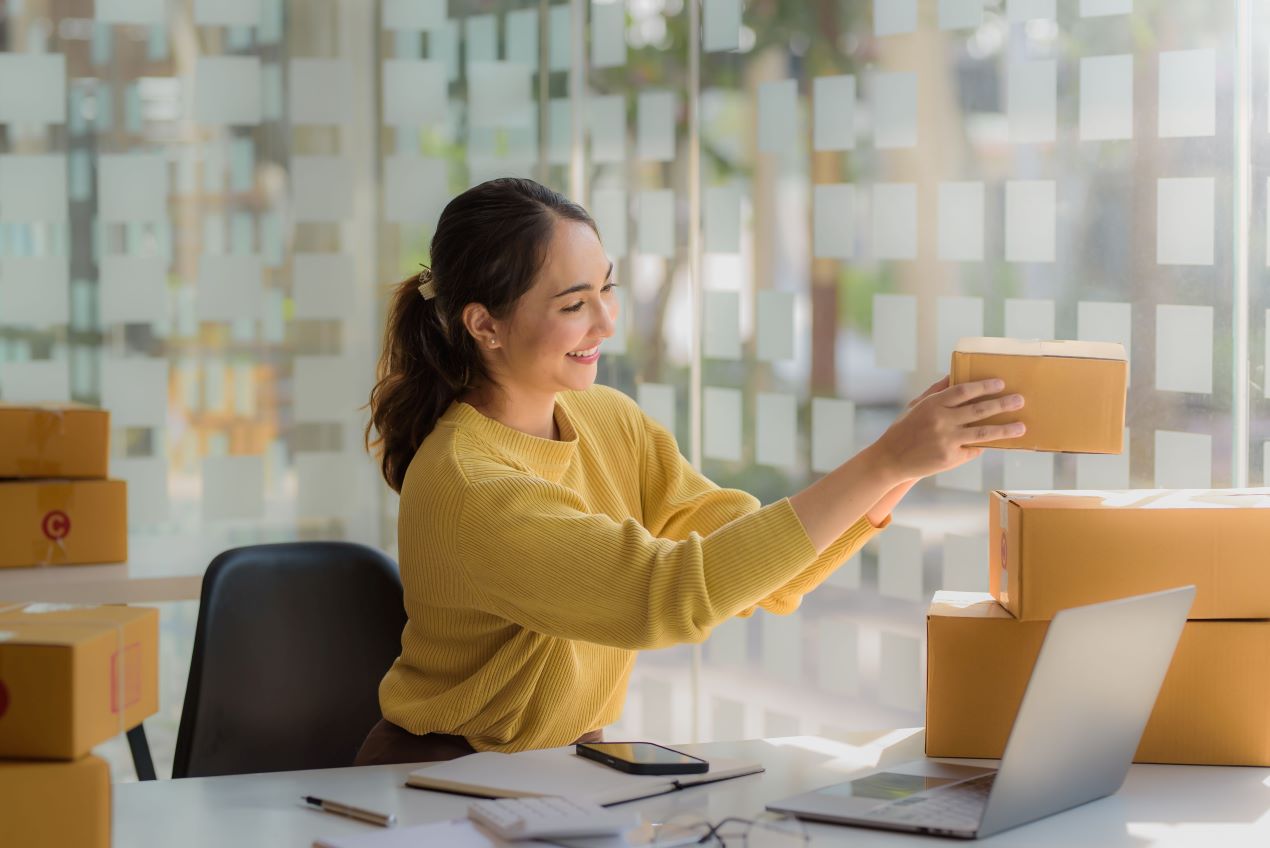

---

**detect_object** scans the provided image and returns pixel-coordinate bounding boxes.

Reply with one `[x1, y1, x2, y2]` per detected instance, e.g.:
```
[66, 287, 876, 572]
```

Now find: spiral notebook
[405, 746, 764, 807]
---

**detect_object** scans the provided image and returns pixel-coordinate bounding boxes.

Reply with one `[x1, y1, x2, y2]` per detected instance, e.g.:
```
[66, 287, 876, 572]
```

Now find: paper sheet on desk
[314, 818, 502, 848]
[312, 818, 640, 848]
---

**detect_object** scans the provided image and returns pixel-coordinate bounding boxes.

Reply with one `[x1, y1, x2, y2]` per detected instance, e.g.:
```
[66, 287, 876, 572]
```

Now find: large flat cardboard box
[0, 479, 127, 569]
[0, 404, 109, 479]
[0, 755, 110, 848]
[990, 488, 1270, 620]
[0, 604, 158, 759]
[926, 592, 1270, 766]
[950, 337, 1126, 453]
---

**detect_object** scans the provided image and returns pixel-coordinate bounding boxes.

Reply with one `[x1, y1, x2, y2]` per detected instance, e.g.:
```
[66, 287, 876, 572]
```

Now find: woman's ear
[462, 303, 501, 349]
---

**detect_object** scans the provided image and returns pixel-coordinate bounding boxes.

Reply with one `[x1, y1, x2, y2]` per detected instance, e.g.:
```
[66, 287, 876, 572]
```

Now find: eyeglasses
[649, 813, 810, 847]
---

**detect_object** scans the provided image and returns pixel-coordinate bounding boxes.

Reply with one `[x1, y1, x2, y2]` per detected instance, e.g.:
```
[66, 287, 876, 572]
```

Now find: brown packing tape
[17, 408, 68, 477]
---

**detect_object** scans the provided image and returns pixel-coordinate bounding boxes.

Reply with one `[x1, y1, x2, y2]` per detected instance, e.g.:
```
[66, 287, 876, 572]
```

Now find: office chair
[164, 541, 407, 778]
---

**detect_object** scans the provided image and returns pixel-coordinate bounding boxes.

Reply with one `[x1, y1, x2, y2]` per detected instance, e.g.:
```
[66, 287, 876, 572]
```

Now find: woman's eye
[601, 282, 616, 294]
[563, 301, 585, 313]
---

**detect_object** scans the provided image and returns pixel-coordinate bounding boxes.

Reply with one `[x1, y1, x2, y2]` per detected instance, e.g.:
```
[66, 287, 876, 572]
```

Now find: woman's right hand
[865, 377, 1026, 482]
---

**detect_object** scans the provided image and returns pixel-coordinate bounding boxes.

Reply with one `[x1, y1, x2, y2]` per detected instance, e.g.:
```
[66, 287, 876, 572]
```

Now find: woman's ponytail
[365, 178, 599, 492]
[365, 267, 477, 492]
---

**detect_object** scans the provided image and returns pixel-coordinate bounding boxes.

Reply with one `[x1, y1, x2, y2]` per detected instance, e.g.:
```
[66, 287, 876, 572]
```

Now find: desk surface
[115, 731, 1270, 847]
[0, 561, 203, 604]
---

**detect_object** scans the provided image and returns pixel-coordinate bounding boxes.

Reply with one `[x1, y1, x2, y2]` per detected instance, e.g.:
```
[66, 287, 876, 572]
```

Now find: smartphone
[575, 741, 709, 776]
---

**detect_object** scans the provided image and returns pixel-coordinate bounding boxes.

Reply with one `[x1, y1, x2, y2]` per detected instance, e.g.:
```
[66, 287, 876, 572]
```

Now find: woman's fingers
[960, 421, 1027, 445]
[955, 394, 1025, 424]
[935, 378, 1005, 408]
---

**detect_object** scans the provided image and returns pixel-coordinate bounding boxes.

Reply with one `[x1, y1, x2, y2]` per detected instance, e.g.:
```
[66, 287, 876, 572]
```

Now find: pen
[303, 795, 397, 828]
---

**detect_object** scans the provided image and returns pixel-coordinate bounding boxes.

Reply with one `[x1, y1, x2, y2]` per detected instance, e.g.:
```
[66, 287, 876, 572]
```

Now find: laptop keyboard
[869, 772, 997, 831]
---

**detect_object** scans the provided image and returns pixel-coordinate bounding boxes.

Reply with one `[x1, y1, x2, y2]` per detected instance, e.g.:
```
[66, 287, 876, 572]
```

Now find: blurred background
[0, 0, 1258, 779]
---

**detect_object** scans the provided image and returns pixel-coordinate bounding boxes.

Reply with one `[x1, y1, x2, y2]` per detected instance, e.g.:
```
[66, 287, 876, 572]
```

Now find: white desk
[0, 561, 203, 604]
[115, 731, 1270, 847]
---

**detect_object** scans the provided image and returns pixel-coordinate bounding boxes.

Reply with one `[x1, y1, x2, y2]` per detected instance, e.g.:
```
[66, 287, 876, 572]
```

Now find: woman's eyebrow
[552, 263, 614, 298]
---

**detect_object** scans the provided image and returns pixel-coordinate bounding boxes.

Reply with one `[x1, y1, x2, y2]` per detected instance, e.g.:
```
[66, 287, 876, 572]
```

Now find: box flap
[954, 337, 1126, 361]
[928, 591, 1014, 619]
[995, 488, 1270, 510]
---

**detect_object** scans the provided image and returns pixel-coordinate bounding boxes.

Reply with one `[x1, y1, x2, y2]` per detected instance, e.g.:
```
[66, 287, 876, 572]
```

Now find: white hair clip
[417, 268, 437, 300]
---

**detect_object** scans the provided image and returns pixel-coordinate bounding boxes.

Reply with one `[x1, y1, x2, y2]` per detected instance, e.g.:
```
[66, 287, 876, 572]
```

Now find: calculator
[467, 795, 635, 840]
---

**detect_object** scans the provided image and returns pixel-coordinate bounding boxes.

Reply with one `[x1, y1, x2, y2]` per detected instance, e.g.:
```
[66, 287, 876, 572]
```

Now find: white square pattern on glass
[758, 79, 798, 154]
[0, 54, 66, 124]
[1005, 180, 1056, 262]
[1080, 55, 1133, 140]
[1158, 49, 1216, 138]
[1009, 60, 1056, 143]
[814, 184, 855, 259]
[1155, 305, 1213, 394]
[937, 182, 984, 262]
[1155, 430, 1212, 489]
[873, 294, 917, 371]
[872, 72, 917, 149]
[704, 290, 741, 360]
[0, 258, 68, 328]
[1156, 177, 1214, 266]
[872, 183, 916, 260]
[811, 397, 854, 474]
[874, 0, 916, 36]
[814, 75, 855, 151]
[756, 290, 796, 362]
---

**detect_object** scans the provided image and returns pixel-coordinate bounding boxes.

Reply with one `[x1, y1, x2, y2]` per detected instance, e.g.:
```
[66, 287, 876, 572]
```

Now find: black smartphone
[575, 741, 709, 776]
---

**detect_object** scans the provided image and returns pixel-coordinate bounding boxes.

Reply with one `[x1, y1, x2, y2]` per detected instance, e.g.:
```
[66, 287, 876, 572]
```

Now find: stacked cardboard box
[927, 489, 1270, 766]
[0, 404, 127, 568]
[0, 404, 142, 845]
[0, 603, 159, 847]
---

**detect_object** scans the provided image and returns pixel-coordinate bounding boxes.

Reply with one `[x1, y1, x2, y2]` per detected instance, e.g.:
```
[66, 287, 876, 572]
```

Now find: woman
[355, 178, 1024, 766]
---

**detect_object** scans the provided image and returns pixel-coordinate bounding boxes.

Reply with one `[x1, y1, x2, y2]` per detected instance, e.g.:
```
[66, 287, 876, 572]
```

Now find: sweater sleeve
[454, 472, 819, 651]
[638, 409, 888, 617]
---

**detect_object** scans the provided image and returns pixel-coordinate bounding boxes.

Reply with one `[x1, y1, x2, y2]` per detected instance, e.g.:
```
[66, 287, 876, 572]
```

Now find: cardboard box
[926, 592, 1270, 766]
[949, 337, 1126, 453]
[0, 755, 110, 848]
[0, 404, 110, 479]
[0, 479, 127, 569]
[990, 488, 1270, 620]
[0, 604, 158, 759]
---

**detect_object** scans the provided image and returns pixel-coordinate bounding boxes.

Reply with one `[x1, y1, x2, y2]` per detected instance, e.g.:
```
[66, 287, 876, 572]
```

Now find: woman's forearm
[789, 445, 904, 553]
[867, 477, 918, 526]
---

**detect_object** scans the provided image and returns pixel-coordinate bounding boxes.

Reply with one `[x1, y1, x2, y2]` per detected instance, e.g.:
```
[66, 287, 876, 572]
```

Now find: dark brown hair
[365, 177, 599, 492]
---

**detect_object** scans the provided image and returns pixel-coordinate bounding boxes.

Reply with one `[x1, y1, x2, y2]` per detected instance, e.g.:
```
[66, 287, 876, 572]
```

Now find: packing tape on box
[0, 604, 134, 741]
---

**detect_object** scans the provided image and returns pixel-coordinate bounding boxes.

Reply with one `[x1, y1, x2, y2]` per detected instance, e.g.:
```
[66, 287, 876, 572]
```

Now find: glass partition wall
[0, 0, 1253, 774]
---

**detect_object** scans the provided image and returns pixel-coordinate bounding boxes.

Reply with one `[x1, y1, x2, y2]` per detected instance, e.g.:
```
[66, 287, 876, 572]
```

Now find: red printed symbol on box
[111, 643, 143, 713]
[41, 510, 71, 541]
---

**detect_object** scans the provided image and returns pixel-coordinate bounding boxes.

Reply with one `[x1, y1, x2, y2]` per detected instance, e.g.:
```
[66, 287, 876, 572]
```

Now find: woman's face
[489, 219, 618, 399]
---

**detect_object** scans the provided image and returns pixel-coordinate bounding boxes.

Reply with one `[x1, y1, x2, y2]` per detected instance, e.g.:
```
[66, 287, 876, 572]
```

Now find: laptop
[768, 585, 1195, 840]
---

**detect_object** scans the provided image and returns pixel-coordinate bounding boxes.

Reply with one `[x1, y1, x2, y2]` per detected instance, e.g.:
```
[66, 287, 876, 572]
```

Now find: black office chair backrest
[172, 542, 407, 778]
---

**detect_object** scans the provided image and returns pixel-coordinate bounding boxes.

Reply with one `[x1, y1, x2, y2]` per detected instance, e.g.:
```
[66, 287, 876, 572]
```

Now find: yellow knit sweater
[379, 384, 885, 752]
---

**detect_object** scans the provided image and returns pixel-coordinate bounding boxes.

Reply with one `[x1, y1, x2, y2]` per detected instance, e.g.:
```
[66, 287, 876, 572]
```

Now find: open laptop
[768, 585, 1195, 839]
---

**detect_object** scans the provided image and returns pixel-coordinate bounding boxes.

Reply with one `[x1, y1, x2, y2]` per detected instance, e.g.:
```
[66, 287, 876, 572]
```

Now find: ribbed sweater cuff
[702, 497, 819, 617]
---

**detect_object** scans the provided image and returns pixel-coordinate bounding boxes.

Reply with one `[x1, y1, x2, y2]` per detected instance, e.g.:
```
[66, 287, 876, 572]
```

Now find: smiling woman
[356, 178, 1024, 767]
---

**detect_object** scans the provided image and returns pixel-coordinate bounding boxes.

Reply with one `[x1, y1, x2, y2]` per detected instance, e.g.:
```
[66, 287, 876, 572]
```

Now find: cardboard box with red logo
[0, 604, 158, 759]
[0, 404, 110, 479]
[0, 479, 127, 568]
[0, 755, 110, 848]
